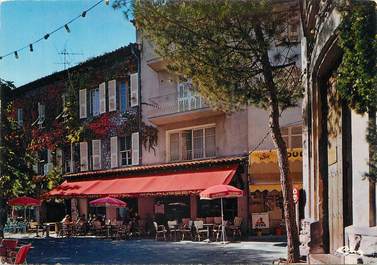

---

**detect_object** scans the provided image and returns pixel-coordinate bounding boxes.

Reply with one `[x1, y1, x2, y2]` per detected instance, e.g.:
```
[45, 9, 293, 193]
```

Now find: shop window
[281, 125, 302, 148]
[168, 126, 216, 162]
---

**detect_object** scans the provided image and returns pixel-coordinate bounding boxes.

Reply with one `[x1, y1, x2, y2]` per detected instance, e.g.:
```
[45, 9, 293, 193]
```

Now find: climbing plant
[337, 0, 377, 181]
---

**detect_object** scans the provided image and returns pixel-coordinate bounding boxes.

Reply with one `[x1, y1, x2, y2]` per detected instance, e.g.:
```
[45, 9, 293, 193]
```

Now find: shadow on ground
[17, 238, 287, 264]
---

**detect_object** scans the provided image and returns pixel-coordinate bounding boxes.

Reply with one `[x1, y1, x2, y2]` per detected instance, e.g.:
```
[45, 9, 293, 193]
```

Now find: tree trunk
[269, 101, 300, 263]
[0, 197, 8, 239]
[254, 25, 300, 263]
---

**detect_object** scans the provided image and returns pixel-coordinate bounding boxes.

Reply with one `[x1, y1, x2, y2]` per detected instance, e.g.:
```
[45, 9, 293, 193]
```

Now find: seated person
[61, 215, 72, 225]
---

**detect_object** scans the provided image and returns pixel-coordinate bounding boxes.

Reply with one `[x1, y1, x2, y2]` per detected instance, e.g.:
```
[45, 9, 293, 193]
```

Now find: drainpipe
[131, 43, 142, 165]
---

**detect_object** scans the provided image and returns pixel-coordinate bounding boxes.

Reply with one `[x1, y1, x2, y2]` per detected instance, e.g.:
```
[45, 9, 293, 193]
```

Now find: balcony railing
[144, 92, 209, 118]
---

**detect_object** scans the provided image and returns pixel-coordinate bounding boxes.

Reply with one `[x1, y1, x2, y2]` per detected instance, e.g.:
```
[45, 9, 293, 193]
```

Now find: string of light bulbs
[0, 0, 110, 61]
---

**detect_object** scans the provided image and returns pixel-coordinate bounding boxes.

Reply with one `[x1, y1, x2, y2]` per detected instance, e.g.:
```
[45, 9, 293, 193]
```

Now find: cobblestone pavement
[13, 236, 287, 264]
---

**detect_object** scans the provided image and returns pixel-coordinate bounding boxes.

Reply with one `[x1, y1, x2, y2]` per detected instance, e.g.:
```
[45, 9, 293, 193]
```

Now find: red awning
[45, 165, 238, 198]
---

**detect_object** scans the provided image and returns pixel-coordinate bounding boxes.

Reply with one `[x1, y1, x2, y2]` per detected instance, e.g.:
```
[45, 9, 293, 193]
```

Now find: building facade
[300, 0, 377, 261]
[9, 2, 304, 236]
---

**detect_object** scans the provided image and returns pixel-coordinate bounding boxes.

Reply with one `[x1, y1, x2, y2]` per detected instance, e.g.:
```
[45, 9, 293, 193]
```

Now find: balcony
[144, 92, 223, 126]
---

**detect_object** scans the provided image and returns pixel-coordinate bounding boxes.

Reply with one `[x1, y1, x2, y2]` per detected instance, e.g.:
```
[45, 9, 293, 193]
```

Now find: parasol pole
[221, 198, 225, 243]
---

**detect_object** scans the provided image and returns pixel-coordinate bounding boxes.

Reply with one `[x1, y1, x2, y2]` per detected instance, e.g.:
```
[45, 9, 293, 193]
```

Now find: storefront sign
[251, 212, 270, 229]
[250, 148, 302, 164]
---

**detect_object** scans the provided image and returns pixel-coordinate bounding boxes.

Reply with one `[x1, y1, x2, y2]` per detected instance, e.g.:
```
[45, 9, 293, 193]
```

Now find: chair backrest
[182, 218, 190, 226]
[29, 222, 38, 229]
[194, 220, 203, 229]
[205, 217, 214, 224]
[214, 217, 222, 224]
[14, 244, 32, 265]
[167, 220, 177, 228]
[196, 218, 205, 223]
[2, 239, 18, 249]
[234, 217, 243, 226]
[153, 222, 158, 230]
[93, 220, 102, 229]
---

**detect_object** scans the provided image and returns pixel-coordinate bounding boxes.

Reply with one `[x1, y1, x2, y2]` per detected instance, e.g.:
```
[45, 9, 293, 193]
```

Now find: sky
[0, 0, 135, 87]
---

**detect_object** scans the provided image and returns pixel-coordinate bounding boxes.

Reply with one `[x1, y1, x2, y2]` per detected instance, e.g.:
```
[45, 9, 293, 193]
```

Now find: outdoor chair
[212, 221, 228, 242]
[13, 243, 32, 265]
[228, 217, 243, 240]
[167, 220, 178, 241]
[0, 239, 18, 263]
[153, 222, 167, 241]
[92, 220, 104, 236]
[193, 221, 208, 241]
[205, 217, 214, 224]
[179, 220, 192, 241]
[115, 225, 127, 240]
[62, 224, 73, 237]
[214, 217, 222, 225]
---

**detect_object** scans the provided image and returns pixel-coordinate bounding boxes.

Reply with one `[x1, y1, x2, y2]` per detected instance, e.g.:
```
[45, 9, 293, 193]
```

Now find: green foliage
[337, 0, 377, 114]
[133, 0, 302, 112]
[0, 80, 36, 198]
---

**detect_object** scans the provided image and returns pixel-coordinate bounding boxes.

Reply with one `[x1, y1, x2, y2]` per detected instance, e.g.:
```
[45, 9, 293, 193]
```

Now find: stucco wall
[351, 111, 371, 227]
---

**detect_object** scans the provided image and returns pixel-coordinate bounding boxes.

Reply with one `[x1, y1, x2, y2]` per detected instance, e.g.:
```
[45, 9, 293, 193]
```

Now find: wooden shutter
[79, 142, 88, 171]
[99, 82, 106, 114]
[108, 80, 117, 112]
[79, 89, 87, 119]
[56, 148, 63, 172]
[130, 73, 139, 107]
[131, 132, 139, 165]
[110, 136, 118, 168]
[92, 140, 102, 170]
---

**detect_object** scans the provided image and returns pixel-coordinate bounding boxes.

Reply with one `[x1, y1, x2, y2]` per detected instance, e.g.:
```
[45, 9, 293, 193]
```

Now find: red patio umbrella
[89, 196, 127, 208]
[8, 196, 41, 222]
[200, 185, 243, 243]
[8, 196, 41, 206]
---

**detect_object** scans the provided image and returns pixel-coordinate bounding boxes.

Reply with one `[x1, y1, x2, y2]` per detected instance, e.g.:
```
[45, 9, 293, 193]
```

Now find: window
[90, 88, 100, 116]
[168, 126, 216, 161]
[177, 81, 203, 112]
[17, 108, 23, 127]
[119, 80, 128, 112]
[281, 125, 302, 148]
[37, 103, 45, 128]
[37, 150, 48, 175]
[119, 136, 132, 166]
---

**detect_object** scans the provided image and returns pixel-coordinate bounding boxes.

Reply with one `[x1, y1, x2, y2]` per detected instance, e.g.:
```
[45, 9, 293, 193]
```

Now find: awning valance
[45, 165, 238, 198]
[249, 183, 303, 192]
[250, 148, 302, 165]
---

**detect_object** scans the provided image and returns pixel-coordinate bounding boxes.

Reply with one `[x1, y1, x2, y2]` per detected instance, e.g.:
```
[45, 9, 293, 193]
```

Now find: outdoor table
[203, 224, 214, 241]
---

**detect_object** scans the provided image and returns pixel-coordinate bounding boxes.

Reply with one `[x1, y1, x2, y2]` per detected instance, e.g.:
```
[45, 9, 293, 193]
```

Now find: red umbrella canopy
[200, 184, 243, 200]
[8, 196, 41, 206]
[89, 196, 127, 207]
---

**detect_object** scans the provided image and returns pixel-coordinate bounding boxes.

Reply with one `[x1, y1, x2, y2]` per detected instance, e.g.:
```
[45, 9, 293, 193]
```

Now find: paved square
[16, 237, 287, 264]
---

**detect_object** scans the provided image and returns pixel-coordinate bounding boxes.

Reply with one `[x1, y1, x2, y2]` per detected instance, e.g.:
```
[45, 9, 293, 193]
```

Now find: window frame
[119, 135, 132, 166]
[90, 87, 100, 117]
[166, 124, 216, 162]
[281, 125, 302, 148]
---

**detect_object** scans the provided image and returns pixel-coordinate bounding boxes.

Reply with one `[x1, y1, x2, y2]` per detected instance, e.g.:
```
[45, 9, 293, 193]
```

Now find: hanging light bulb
[64, 24, 71, 33]
[44, 34, 50, 40]
[82, 11, 87, 17]
[104, 0, 109, 5]
[14, 51, 19, 59]
[29, 44, 33, 52]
